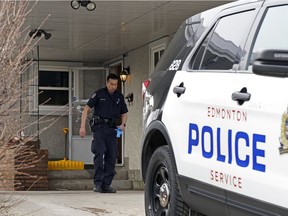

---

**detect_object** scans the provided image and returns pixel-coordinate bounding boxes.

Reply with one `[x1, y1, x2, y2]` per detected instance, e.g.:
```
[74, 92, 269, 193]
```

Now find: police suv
[141, 0, 288, 215]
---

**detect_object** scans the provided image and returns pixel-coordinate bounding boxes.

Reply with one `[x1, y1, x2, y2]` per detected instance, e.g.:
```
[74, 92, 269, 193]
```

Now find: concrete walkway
[6, 190, 145, 216]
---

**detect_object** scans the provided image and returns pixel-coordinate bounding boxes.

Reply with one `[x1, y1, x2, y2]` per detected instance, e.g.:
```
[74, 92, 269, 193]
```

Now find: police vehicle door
[162, 5, 261, 215]
[225, 2, 288, 214]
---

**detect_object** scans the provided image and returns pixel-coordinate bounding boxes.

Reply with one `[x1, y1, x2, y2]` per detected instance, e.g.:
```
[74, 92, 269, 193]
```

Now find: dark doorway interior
[109, 64, 124, 165]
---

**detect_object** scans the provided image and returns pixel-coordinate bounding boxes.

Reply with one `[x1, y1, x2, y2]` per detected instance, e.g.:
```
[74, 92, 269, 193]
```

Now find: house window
[153, 49, 165, 68]
[149, 40, 167, 74]
[38, 70, 69, 106]
[29, 66, 69, 115]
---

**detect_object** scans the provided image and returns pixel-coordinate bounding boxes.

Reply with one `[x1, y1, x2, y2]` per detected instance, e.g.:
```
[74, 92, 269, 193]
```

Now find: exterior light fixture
[71, 0, 96, 11]
[120, 67, 130, 84]
[125, 92, 134, 106]
[71, 0, 80, 9]
[29, 29, 52, 40]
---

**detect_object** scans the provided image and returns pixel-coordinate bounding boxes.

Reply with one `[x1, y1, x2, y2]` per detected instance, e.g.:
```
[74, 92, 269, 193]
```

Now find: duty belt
[90, 116, 116, 127]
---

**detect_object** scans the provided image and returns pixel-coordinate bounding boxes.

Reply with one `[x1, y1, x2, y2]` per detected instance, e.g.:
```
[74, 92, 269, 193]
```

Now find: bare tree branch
[0, 1, 63, 214]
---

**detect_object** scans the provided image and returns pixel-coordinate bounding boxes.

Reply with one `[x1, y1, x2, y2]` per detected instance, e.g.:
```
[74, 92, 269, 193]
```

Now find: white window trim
[149, 37, 169, 74]
[29, 66, 69, 116]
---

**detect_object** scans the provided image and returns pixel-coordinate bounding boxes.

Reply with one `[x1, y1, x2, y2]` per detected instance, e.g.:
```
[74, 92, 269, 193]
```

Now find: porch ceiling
[26, 0, 233, 64]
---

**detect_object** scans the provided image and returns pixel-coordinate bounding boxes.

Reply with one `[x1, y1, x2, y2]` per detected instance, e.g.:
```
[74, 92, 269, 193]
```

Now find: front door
[69, 67, 106, 165]
[68, 66, 125, 166]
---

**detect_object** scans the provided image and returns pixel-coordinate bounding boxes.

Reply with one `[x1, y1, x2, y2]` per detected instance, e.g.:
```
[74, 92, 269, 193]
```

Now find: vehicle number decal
[169, 59, 181, 70]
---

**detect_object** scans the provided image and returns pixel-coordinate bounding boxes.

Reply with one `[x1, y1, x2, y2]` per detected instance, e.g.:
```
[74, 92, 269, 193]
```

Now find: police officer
[79, 73, 128, 193]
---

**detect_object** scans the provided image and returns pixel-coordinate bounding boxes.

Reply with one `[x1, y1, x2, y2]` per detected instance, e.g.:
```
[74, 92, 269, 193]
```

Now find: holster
[90, 116, 116, 130]
[89, 117, 96, 132]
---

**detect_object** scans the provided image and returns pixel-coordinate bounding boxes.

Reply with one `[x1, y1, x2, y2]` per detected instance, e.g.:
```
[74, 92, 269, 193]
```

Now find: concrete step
[48, 169, 128, 180]
[48, 169, 132, 190]
[48, 179, 133, 190]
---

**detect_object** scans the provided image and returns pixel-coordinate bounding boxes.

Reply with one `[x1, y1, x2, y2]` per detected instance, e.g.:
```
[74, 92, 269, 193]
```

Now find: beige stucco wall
[123, 45, 149, 172]
[24, 107, 69, 159]
[39, 116, 69, 159]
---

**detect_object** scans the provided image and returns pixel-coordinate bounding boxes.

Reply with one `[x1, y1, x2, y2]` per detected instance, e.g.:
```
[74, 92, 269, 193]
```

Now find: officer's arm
[119, 113, 127, 131]
[79, 105, 91, 138]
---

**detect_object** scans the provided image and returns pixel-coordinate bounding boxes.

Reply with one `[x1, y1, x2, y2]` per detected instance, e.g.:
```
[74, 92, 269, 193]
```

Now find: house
[23, 0, 233, 189]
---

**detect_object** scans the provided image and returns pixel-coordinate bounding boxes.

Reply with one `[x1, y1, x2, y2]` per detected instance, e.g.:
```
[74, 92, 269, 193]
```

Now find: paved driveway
[7, 190, 145, 216]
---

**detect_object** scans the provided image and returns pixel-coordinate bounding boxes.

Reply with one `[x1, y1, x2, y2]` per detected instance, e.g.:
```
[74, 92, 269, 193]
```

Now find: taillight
[142, 79, 150, 103]
[143, 80, 150, 88]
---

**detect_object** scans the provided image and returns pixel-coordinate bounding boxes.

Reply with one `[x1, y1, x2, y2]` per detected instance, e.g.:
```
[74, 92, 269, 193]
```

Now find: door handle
[173, 82, 185, 97]
[232, 87, 251, 105]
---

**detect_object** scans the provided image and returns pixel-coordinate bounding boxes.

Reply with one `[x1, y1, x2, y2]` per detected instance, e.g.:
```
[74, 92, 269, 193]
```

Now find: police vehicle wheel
[145, 145, 189, 216]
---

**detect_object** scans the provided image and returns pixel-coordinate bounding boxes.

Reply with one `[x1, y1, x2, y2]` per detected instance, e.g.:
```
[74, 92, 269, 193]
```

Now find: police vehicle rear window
[154, 15, 202, 72]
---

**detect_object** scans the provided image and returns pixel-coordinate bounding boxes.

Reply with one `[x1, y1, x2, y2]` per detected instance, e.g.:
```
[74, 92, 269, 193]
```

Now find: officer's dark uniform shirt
[87, 87, 128, 120]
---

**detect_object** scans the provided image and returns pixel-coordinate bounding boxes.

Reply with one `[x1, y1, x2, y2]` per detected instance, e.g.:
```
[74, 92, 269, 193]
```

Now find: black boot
[101, 186, 116, 193]
[93, 185, 103, 193]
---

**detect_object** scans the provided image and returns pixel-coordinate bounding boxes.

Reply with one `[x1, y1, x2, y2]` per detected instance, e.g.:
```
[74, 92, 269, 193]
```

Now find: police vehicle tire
[145, 145, 189, 216]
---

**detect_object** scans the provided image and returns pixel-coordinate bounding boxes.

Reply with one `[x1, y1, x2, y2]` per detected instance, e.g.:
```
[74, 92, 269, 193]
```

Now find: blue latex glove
[116, 127, 122, 138]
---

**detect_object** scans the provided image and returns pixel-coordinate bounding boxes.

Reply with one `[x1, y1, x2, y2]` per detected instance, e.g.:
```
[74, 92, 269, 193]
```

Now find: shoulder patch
[91, 93, 96, 98]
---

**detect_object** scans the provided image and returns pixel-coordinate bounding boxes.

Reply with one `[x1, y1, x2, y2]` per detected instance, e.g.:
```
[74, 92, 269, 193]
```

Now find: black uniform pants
[91, 124, 117, 187]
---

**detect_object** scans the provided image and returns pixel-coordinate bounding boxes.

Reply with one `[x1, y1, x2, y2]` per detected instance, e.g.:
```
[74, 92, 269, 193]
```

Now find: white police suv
[141, 0, 288, 215]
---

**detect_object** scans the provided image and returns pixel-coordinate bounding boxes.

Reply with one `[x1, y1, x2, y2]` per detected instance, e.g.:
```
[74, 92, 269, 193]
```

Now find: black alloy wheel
[145, 146, 189, 216]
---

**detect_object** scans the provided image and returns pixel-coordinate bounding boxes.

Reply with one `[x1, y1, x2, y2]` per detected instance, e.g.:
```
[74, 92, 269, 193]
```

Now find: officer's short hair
[107, 73, 119, 81]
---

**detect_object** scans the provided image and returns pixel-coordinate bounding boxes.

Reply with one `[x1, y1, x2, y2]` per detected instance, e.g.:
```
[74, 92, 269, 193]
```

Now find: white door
[226, 2, 288, 210]
[69, 67, 107, 164]
[163, 7, 259, 197]
[163, 71, 250, 192]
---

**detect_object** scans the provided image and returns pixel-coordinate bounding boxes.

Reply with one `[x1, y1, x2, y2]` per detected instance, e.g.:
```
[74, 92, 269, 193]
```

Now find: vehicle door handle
[232, 87, 251, 105]
[173, 82, 185, 97]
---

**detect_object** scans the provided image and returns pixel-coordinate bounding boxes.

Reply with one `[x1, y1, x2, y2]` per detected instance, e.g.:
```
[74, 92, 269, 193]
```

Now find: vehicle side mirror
[252, 49, 288, 77]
